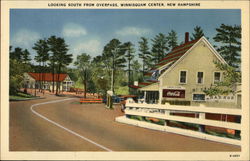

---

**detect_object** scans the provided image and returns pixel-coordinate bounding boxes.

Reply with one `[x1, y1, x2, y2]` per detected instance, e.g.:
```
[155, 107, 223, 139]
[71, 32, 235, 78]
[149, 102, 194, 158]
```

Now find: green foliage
[33, 38, 50, 91]
[65, 68, 78, 82]
[73, 79, 85, 89]
[9, 47, 32, 95]
[205, 130, 240, 140]
[131, 60, 143, 84]
[151, 33, 169, 65]
[115, 86, 129, 95]
[167, 30, 178, 50]
[203, 62, 241, 96]
[102, 39, 126, 93]
[74, 53, 92, 98]
[213, 24, 241, 68]
[191, 26, 205, 40]
[47, 36, 73, 94]
[91, 55, 110, 96]
[138, 37, 151, 73]
[10, 47, 31, 64]
[162, 100, 191, 106]
[22, 49, 32, 64]
[122, 41, 135, 89]
[33, 39, 50, 64]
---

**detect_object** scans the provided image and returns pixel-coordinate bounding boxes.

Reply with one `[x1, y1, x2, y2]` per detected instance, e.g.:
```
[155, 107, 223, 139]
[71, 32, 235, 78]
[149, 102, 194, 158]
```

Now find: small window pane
[214, 72, 221, 83]
[197, 72, 203, 84]
[180, 71, 186, 83]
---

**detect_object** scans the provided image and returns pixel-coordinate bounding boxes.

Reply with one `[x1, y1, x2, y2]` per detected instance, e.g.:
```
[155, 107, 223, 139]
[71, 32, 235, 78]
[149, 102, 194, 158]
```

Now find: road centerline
[30, 98, 113, 152]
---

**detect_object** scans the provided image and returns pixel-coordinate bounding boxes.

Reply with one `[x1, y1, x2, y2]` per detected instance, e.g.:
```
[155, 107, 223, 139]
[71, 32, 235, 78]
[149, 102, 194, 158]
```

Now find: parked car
[102, 95, 122, 104]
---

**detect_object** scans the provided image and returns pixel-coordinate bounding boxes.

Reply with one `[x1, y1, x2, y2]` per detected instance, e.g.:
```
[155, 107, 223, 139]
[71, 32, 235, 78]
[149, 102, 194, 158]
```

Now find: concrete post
[199, 113, 205, 119]
[144, 91, 147, 103]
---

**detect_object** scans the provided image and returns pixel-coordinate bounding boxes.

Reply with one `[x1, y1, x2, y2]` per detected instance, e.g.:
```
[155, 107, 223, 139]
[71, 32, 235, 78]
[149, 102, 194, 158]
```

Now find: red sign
[163, 89, 185, 98]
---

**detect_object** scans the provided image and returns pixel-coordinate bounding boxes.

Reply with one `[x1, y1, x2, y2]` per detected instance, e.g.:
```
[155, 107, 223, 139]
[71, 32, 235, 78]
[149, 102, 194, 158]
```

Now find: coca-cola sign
[163, 89, 185, 98]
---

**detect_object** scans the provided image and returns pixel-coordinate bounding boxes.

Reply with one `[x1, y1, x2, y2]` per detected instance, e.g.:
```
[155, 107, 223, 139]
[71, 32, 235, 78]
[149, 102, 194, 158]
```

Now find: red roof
[156, 39, 199, 68]
[136, 38, 200, 89]
[28, 72, 68, 82]
[129, 85, 141, 89]
[139, 82, 151, 86]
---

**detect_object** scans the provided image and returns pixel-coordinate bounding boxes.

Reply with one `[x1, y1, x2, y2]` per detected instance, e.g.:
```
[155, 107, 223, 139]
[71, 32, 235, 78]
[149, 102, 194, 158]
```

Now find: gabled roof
[131, 38, 199, 89]
[131, 36, 227, 90]
[153, 39, 199, 70]
[28, 72, 68, 82]
[158, 36, 227, 79]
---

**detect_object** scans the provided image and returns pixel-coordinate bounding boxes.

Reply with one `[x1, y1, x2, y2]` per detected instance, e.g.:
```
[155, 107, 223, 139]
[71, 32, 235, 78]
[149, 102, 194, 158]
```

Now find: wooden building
[23, 72, 74, 92]
[131, 33, 241, 108]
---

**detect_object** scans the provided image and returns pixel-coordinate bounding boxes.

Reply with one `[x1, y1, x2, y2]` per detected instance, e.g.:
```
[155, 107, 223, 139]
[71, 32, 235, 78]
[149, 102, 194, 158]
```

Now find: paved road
[9, 94, 240, 151]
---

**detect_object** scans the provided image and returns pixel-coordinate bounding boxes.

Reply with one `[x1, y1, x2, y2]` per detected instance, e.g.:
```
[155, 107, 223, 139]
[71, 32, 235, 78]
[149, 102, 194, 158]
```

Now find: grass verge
[10, 92, 38, 100]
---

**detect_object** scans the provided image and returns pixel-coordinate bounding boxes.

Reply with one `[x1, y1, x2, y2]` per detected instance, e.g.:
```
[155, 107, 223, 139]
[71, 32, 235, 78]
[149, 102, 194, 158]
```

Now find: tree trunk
[52, 63, 55, 93]
[38, 62, 41, 92]
[112, 55, 115, 93]
[142, 60, 145, 75]
[56, 65, 61, 95]
[84, 80, 87, 98]
[128, 56, 131, 94]
[42, 62, 44, 91]
[84, 70, 87, 98]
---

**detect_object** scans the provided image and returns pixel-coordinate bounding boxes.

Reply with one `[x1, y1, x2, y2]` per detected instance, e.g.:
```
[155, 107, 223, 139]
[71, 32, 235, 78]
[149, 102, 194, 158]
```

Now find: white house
[23, 72, 74, 92]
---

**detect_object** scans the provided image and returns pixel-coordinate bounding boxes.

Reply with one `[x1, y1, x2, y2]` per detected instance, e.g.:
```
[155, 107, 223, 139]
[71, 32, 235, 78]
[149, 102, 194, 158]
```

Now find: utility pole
[111, 68, 114, 92]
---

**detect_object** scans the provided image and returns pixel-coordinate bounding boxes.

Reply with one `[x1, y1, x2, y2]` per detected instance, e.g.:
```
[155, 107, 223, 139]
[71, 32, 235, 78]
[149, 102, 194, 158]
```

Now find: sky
[10, 9, 241, 66]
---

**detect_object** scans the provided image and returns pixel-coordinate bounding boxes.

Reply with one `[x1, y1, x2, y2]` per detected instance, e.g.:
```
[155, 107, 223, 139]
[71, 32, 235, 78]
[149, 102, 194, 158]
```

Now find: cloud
[62, 23, 87, 37]
[115, 26, 152, 36]
[11, 29, 40, 49]
[72, 39, 102, 56]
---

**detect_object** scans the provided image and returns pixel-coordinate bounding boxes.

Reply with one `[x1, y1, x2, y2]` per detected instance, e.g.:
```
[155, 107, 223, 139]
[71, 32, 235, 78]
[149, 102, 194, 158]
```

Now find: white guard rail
[116, 101, 241, 146]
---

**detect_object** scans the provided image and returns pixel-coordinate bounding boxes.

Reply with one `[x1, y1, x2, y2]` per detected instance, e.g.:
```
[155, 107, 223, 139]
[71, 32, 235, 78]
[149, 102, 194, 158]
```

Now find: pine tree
[213, 24, 241, 68]
[22, 49, 31, 64]
[167, 30, 178, 50]
[33, 39, 50, 91]
[47, 36, 57, 93]
[74, 53, 91, 98]
[47, 36, 72, 95]
[131, 60, 142, 83]
[10, 47, 23, 61]
[151, 33, 168, 65]
[138, 37, 151, 74]
[191, 26, 205, 40]
[102, 39, 126, 93]
[122, 41, 135, 90]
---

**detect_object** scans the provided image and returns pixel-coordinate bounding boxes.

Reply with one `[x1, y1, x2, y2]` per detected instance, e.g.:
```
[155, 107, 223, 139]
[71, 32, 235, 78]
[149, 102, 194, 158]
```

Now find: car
[102, 95, 121, 104]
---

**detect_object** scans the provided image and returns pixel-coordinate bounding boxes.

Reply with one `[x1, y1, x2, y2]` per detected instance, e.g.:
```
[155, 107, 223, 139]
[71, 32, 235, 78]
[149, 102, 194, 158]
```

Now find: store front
[145, 91, 159, 104]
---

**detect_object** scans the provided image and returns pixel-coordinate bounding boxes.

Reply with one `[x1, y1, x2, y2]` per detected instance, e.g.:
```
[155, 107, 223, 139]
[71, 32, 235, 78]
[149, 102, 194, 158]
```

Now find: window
[214, 72, 221, 83]
[197, 72, 204, 84]
[179, 71, 187, 84]
[193, 94, 205, 101]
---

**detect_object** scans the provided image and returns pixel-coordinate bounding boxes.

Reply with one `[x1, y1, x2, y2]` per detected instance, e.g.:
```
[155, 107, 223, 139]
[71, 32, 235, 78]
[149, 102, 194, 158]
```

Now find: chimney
[185, 32, 189, 43]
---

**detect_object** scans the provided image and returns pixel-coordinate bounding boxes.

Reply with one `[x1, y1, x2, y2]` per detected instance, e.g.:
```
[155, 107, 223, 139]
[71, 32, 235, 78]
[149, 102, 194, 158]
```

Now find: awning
[139, 82, 159, 91]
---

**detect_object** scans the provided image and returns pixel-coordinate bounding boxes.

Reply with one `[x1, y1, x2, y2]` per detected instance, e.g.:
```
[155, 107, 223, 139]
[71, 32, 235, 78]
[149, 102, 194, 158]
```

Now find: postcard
[1, 0, 249, 160]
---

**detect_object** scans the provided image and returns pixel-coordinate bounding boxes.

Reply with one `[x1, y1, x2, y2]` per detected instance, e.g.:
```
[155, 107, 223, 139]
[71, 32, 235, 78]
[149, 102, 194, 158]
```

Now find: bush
[162, 100, 191, 106]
